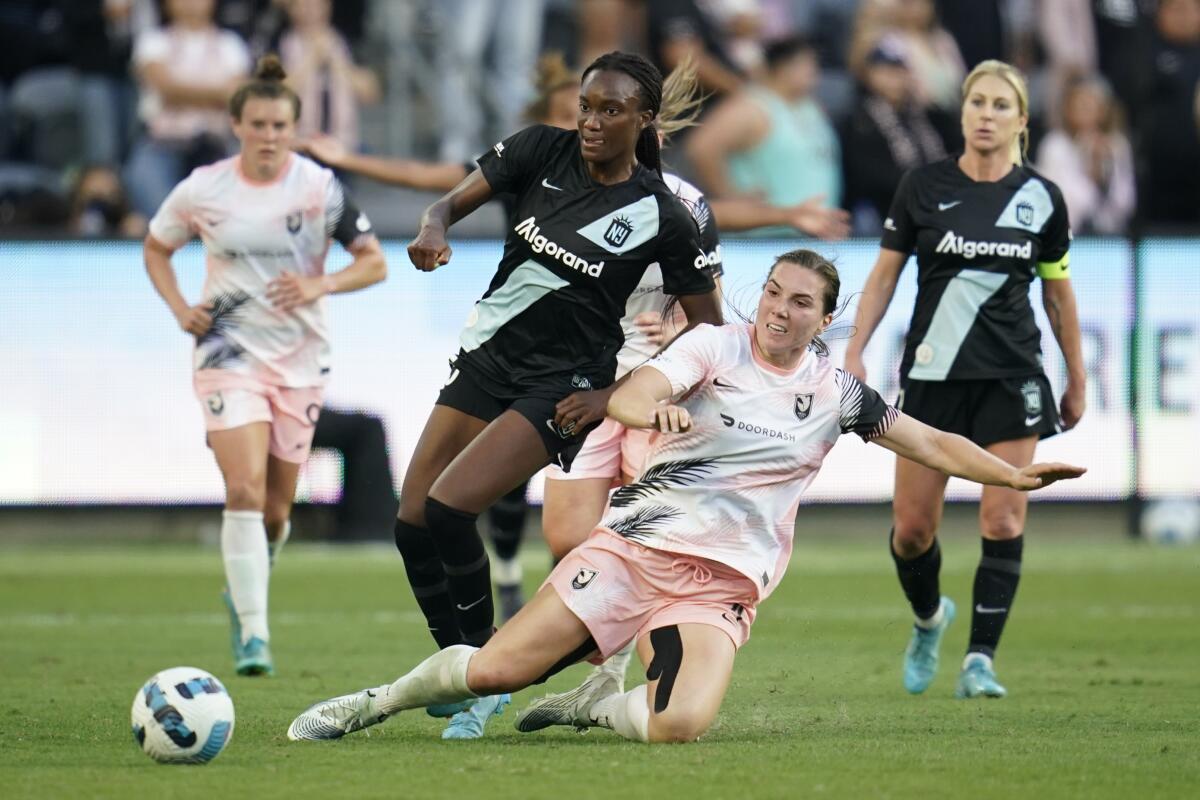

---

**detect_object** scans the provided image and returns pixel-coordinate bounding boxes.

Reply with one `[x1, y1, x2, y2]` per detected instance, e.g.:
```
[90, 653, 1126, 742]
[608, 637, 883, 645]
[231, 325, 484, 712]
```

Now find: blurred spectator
[852, 0, 965, 112]
[432, 0, 545, 163]
[772, 0, 862, 123]
[1138, 0, 1200, 227]
[685, 35, 841, 228]
[1036, 74, 1135, 235]
[60, 1, 140, 167]
[124, 0, 250, 217]
[576, 0, 643, 65]
[69, 164, 148, 237]
[841, 36, 946, 234]
[647, 0, 746, 101]
[707, 0, 767, 75]
[279, 0, 379, 150]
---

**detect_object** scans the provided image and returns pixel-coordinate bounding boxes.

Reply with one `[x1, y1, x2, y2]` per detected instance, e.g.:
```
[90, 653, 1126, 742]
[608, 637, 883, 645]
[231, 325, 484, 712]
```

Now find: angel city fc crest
[206, 392, 225, 416]
[1020, 380, 1042, 415]
[571, 568, 598, 590]
[604, 215, 634, 248]
[286, 210, 303, 234]
[1016, 201, 1034, 227]
[794, 393, 814, 421]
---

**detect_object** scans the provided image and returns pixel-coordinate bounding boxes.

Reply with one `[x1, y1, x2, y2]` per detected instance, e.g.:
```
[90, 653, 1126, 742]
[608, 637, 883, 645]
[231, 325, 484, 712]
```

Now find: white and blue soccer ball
[1140, 498, 1200, 546]
[131, 667, 235, 764]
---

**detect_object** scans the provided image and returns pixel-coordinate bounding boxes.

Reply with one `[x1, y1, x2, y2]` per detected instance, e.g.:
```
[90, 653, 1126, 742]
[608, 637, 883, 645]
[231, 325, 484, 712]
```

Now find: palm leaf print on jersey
[607, 505, 683, 542]
[608, 458, 717, 508]
[197, 290, 252, 369]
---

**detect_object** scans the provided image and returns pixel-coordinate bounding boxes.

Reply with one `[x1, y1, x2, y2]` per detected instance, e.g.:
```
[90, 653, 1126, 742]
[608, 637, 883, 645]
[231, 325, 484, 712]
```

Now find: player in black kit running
[844, 60, 1086, 699]
[396, 52, 723, 737]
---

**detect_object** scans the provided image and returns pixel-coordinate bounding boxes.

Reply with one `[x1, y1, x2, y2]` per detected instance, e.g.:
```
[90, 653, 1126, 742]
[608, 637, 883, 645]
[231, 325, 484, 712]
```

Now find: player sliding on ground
[287, 249, 1084, 744]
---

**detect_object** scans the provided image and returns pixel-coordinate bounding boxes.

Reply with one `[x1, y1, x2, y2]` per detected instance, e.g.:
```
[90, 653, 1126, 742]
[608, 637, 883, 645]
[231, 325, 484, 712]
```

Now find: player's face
[544, 86, 578, 130]
[232, 97, 297, 178]
[754, 262, 834, 364]
[578, 70, 654, 165]
[961, 74, 1026, 158]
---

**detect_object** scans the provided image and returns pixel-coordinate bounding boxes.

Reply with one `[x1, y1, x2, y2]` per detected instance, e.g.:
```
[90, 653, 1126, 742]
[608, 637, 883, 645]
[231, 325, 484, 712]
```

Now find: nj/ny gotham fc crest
[1016, 201, 1034, 227]
[286, 210, 303, 234]
[1020, 380, 1042, 415]
[794, 393, 814, 421]
[571, 568, 598, 590]
[604, 215, 634, 248]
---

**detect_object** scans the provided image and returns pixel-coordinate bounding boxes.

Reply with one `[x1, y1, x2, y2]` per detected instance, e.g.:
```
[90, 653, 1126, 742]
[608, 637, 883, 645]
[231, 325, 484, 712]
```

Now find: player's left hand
[267, 272, 325, 311]
[1060, 380, 1086, 430]
[787, 196, 851, 241]
[1008, 462, 1087, 491]
[554, 388, 613, 432]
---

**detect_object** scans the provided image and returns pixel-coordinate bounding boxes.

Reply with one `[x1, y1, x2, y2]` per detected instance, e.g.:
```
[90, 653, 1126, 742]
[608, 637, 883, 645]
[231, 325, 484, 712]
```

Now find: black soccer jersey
[881, 157, 1071, 381]
[459, 124, 716, 397]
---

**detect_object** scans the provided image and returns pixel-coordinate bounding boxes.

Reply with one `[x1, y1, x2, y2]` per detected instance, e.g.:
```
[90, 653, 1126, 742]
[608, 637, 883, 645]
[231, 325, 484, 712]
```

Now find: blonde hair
[962, 59, 1029, 166]
[523, 52, 579, 124]
[656, 54, 706, 143]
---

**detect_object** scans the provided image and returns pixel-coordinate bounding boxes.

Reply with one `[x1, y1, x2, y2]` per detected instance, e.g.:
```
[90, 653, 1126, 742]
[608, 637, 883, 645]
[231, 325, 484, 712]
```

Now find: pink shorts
[545, 529, 759, 660]
[194, 370, 324, 464]
[543, 417, 654, 483]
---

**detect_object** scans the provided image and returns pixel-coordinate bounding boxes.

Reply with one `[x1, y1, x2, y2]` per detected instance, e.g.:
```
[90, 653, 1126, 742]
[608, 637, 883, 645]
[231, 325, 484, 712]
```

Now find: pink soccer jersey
[148, 154, 375, 387]
[598, 323, 899, 599]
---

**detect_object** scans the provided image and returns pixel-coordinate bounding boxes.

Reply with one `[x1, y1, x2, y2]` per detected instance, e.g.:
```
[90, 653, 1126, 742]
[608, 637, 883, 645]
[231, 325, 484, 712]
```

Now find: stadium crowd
[1, 0, 1198, 237]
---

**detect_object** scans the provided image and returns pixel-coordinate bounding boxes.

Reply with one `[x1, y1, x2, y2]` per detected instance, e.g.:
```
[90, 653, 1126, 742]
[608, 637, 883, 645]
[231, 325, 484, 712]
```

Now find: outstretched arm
[874, 413, 1085, 490]
[299, 135, 470, 192]
[407, 171, 495, 271]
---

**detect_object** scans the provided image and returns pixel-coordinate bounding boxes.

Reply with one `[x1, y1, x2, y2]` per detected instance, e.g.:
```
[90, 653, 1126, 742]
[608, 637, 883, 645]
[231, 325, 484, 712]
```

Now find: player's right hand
[407, 228, 452, 271]
[650, 405, 691, 433]
[1009, 462, 1087, 491]
[176, 303, 213, 337]
[296, 134, 346, 167]
[843, 352, 867, 383]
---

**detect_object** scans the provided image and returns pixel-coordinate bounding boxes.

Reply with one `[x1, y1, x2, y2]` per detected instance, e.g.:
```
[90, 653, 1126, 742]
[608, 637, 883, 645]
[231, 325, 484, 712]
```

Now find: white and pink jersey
[149, 154, 374, 387]
[615, 173, 723, 378]
[598, 323, 898, 599]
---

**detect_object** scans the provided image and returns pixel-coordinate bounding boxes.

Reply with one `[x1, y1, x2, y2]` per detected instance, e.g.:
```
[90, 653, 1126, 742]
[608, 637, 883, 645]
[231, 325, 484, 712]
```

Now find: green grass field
[1, 532, 1197, 799]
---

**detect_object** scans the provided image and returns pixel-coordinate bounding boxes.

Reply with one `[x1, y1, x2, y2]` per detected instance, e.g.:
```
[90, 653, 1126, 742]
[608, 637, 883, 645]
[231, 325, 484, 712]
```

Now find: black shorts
[897, 374, 1060, 447]
[436, 363, 599, 472]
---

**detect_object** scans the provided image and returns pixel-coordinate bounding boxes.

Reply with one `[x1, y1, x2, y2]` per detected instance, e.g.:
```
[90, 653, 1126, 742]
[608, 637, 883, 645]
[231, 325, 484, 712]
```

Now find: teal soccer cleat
[903, 596, 956, 694]
[441, 694, 511, 740]
[235, 635, 274, 677]
[426, 700, 474, 718]
[955, 653, 1008, 699]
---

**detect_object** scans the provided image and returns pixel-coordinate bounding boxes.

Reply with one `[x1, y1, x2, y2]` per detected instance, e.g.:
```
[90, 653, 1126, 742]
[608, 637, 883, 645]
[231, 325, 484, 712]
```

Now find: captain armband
[1036, 253, 1070, 279]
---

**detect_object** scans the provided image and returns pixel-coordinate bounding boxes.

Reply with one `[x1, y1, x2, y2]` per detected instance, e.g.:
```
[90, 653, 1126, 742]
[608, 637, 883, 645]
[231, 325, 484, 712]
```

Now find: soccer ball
[1140, 498, 1200, 546]
[131, 667, 235, 764]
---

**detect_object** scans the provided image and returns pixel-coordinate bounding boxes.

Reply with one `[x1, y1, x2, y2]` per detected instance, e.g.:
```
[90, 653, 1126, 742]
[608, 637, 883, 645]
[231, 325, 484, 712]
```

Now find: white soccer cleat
[287, 689, 388, 741]
[514, 669, 621, 733]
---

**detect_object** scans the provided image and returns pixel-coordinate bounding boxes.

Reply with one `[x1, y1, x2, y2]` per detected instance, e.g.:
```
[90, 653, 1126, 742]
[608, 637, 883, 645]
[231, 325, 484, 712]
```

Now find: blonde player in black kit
[844, 60, 1086, 699]
[396, 52, 722, 738]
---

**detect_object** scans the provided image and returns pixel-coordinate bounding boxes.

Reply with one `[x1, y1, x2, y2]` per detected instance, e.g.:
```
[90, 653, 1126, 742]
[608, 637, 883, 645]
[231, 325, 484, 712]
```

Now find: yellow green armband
[1037, 253, 1070, 279]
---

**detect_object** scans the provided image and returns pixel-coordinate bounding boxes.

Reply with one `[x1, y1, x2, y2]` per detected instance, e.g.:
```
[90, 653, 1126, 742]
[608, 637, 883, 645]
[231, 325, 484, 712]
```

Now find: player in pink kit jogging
[286, 249, 1081, 744]
[143, 56, 386, 676]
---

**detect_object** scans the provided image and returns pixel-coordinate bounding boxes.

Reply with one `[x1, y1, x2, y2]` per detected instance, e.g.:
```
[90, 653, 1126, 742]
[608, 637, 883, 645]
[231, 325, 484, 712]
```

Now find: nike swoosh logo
[456, 596, 487, 611]
[938, 201, 961, 211]
[541, 178, 563, 191]
[975, 604, 1008, 614]
[1025, 415, 1042, 426]
[713, 377, 736, 389]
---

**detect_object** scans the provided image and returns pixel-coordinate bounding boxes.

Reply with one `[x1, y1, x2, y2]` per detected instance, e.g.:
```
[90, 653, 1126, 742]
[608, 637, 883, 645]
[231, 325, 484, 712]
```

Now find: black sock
[393, 518, 461, 649]
[969, 535, 1023, 659]
[425, 497, 494, 647]
[890, 530, 942, 620]
[486, 482, 528, 564]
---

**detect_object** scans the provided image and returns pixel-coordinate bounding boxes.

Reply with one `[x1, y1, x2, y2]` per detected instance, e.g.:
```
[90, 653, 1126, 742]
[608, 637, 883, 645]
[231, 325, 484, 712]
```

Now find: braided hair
[581, 51, 664, 176]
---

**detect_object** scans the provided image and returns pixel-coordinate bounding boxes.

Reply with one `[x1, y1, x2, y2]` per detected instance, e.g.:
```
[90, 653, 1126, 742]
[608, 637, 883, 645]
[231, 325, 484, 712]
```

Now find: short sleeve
[217, 31, 252, 77]
[133, 29, 170, 68]
[880, 168, 919, 254]
[325, 176, 375, 248]
[1037, 182, 1072, 279]
[644, 323, 725, 398]
[148, 176, 196, 249]
[476, 125, 560, 197]
[691, 194, 723, 279]
[836, 369, 899, 441]
[657, 195, 717, 296]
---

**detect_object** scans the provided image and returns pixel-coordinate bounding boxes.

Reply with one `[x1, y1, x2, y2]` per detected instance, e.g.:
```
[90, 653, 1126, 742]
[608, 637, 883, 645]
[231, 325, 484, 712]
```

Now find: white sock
[221, 509, 270, 644]
[915, 601, 945, 630]
[377, 645, 479, 715]
[268, 520, 291, 568]
[589, 684, 650, 742]
[602, 639, 636, 680]
[492, 555, 522, 587]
